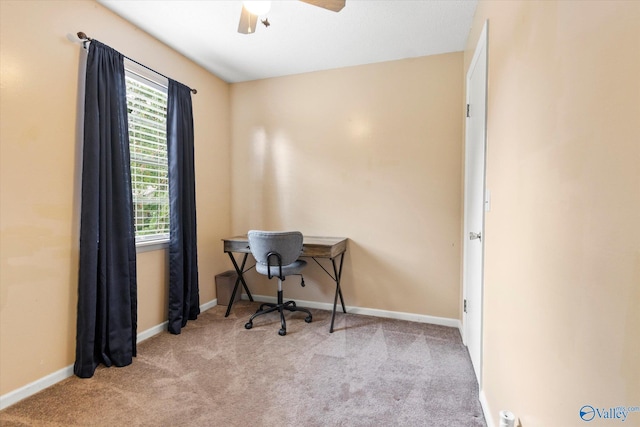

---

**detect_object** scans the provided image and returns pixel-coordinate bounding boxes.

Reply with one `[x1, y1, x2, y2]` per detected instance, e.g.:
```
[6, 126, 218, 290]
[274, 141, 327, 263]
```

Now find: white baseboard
[0, 297, 460, 410]
[241, 294, 461, 331]
[480, 389, 494, 427]
[0, 364, 75, 411]
[135, 298, 217, 344]
[200, 298, 217, 313]
[136, 321, 167, 343]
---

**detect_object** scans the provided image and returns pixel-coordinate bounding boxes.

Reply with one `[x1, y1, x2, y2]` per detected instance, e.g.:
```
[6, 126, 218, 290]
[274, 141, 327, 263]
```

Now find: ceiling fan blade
[237, 5, 258, 34]
[299, 0, 345, 12]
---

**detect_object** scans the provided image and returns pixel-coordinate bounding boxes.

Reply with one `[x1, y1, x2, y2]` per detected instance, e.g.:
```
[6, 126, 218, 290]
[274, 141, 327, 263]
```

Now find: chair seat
[256, 259, 307, 277]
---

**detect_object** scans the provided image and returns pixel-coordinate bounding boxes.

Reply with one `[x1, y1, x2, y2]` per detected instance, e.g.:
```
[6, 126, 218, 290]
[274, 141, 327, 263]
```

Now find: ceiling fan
[238, 0, 346, 34]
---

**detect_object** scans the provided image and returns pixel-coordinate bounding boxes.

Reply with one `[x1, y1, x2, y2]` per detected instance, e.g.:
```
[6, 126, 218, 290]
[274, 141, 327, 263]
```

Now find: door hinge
[464, 299, 467, 313]
[466, 104, 470, 118]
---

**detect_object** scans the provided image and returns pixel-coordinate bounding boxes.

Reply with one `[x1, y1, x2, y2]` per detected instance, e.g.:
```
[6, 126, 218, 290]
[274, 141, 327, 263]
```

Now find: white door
[463, 21, 488, 386]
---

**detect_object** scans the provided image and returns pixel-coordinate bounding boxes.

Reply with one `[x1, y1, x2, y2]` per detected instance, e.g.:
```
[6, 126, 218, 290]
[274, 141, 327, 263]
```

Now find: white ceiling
[98, 0, 478, 83]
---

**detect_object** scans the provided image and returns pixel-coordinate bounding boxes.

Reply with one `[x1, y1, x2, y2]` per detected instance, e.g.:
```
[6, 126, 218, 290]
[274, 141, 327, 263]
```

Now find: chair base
[244, 290, 312, 336]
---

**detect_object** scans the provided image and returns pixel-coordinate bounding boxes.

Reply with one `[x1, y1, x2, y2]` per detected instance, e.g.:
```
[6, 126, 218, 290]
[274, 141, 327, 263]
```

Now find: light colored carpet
[0, 301, 486, 426]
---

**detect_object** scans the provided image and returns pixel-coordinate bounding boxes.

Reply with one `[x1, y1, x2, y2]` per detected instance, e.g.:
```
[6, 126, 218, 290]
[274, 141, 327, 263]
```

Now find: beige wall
[230, 54, 464, 318]
[0, 0, 231, 396]
[465, 1, 640, 425]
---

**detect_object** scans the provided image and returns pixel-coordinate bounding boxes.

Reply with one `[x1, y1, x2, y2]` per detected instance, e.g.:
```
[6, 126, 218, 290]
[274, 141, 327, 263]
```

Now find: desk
[222, 235, 348, 332]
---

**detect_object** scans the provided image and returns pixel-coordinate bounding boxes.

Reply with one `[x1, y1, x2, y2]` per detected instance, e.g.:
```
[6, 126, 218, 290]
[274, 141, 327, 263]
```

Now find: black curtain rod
[77, 32, 197, 95]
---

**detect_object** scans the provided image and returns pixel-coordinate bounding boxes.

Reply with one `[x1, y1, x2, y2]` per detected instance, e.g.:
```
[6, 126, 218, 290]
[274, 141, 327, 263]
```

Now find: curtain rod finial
[77, 31, 89, 41]
[191, 88, 198, 94]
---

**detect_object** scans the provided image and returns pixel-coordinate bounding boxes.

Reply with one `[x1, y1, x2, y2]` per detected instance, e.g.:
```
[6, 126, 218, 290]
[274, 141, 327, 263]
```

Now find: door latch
[469, 231, 482, 241]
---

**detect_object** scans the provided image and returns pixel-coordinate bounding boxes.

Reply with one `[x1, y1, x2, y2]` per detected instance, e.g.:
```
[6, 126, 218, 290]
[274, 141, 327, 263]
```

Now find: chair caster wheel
[305, 316, 312, 323]
[245, 322, 253, 330]
[278, 329, 286, 336]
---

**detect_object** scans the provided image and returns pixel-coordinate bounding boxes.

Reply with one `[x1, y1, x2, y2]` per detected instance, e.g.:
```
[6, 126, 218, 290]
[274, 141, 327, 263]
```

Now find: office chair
[245, 230, 312, 336]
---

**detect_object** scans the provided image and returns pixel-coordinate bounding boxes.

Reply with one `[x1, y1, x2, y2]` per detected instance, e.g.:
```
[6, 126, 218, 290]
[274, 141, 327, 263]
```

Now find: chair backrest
[247, 230, 304, 267]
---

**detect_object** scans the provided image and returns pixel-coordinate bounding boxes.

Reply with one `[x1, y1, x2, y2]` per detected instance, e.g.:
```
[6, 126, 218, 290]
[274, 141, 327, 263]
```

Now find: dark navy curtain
[75, 40, 137, 378]
[167, 79, 200, 334]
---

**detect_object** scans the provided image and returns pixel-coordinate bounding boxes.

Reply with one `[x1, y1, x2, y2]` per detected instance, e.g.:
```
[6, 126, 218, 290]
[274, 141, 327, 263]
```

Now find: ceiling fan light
[243, 1, 271, 16]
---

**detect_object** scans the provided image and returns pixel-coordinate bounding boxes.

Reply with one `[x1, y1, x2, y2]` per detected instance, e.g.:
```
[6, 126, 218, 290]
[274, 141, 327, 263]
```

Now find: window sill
[136, 239, 169, 253]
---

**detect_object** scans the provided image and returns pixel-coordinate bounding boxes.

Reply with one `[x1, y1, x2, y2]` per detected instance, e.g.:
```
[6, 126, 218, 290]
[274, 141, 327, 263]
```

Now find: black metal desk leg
[224, 252, 254, 317]
[334, 253, 346, 312]
[329, 252, 346, 333]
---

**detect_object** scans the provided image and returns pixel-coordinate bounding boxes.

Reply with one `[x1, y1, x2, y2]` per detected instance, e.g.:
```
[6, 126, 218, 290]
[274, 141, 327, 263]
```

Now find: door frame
[462, 20, 488, 387]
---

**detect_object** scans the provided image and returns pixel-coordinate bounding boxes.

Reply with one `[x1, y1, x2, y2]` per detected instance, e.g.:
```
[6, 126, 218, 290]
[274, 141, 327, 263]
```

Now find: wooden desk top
[222, 235, 347, 259]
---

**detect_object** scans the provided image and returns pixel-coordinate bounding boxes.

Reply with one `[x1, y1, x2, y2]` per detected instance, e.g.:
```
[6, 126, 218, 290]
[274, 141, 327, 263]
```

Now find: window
[125, 65, 169, 246]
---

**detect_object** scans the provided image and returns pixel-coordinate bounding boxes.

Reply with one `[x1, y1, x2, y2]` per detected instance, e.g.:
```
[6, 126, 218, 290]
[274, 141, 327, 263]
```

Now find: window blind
[125, 75, 169, 242]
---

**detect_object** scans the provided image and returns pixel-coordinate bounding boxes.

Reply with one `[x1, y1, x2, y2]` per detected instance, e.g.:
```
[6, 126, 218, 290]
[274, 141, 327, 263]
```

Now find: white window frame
[124, 59, 170, 252]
